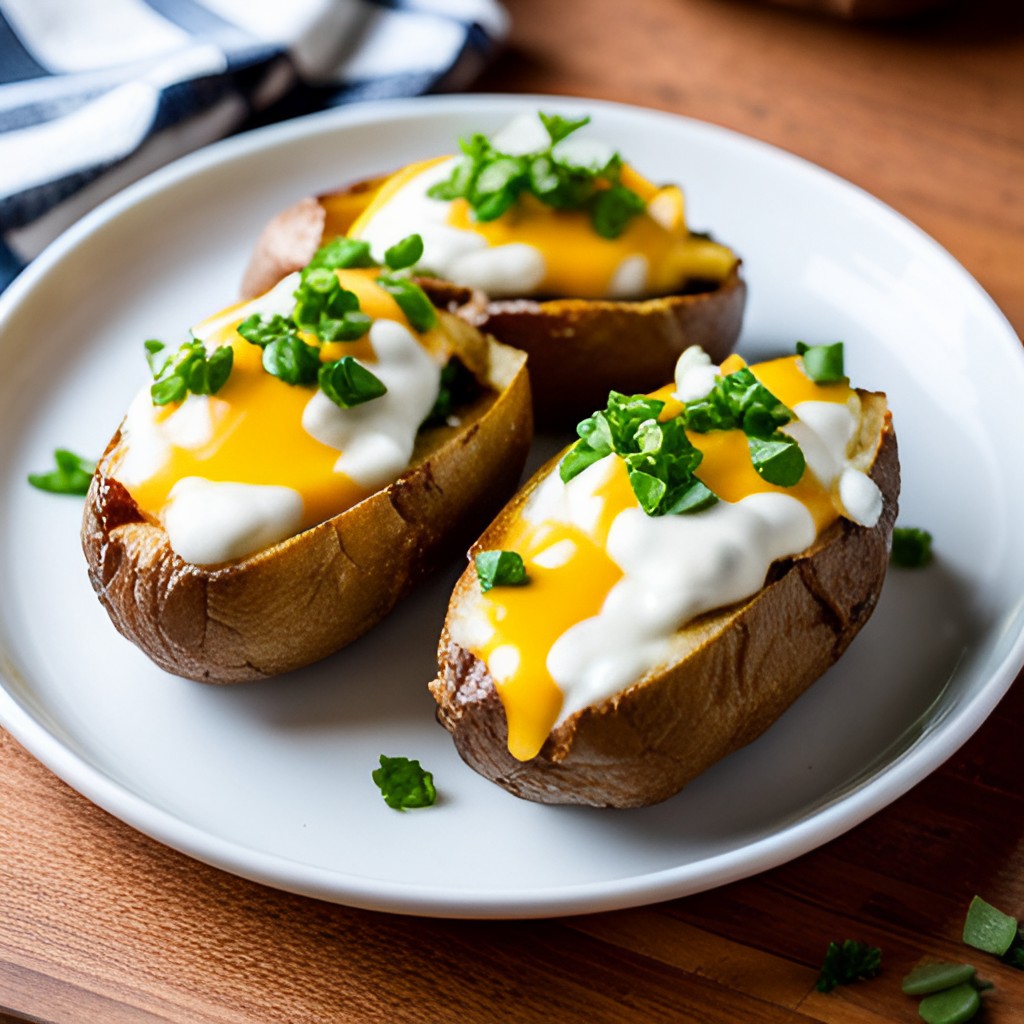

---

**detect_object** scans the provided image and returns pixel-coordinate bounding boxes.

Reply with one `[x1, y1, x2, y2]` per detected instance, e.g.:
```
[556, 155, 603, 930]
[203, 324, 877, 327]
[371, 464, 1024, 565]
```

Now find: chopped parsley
[475, 550, 529, 593]
[27, 449, 96, 496]
[963, 896, 1023, 961]
[147, 338, 233, 406]
[318, 357, 387, 408]
[816, 939, 882, 992]
[560, 392, 717, 517]
[427, 112, 647, 240]
[682, 364, 805, 488]
[372, 755, 437, 810]
[797, 341, 846, 384]
[423, 357, 480, 427]
[149, 233, 442, 412]
[891, 527, 934, 568]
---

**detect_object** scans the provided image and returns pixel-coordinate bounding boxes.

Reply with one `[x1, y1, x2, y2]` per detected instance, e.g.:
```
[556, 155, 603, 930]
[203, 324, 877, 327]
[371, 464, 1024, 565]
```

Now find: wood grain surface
[2, 0, 1023, 1021]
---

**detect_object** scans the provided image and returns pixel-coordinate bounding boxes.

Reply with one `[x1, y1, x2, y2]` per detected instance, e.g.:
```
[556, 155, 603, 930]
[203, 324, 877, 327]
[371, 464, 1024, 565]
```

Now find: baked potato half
[82, 279, 532, 684]
[430, 351, 899, 808]
[239, 114, 746, 425]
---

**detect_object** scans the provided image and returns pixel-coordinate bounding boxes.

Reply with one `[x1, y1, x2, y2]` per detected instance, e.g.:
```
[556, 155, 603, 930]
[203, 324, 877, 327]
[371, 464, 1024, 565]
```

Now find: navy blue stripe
[142, 0, 254, 48]
[0, 85, 110, 132]
[0, 237, 25, 290]
[0, 13, 48, 85]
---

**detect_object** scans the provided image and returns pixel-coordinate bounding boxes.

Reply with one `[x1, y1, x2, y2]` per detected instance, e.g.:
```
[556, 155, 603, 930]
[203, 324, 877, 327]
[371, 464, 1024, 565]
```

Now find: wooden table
[3, 1, 1023, 1021]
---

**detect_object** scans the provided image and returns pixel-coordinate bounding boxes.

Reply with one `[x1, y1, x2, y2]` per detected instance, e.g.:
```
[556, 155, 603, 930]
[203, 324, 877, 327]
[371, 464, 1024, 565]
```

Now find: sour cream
[107, 269, 445, 565]
[347, 115, 737, 300]
[456, 349, 884, 761]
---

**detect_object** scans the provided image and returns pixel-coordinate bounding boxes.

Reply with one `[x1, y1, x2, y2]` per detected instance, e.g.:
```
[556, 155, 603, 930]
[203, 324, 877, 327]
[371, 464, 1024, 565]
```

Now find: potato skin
[81, 333, 531, 684]
[240, 184, 746, 426]
[430, 394, 899, 808]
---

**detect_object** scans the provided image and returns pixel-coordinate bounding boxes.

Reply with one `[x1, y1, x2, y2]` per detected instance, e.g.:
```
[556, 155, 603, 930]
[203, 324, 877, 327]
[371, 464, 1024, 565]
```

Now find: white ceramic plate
[1, 96, 1022, 919]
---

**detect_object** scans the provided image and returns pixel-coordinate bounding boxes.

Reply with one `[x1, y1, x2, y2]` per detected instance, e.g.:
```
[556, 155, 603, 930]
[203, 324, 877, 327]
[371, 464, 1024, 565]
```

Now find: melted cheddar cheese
[468, 354, 863, 762]
[105, 269, 447, 566]
[347, 120, 736, 301]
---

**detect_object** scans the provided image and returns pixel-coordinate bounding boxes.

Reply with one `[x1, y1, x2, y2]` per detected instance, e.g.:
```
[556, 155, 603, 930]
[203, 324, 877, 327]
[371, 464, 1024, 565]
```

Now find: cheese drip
[348, 128, 735, 300]
[105, 269, 445, 565]
[464, 354, 879, 762]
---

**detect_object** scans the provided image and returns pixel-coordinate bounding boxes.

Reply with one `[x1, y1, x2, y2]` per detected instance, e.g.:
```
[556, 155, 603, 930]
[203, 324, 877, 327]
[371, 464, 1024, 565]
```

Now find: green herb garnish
[891, 526, 934, 568]
[27, 449, 96, 496]
[383, 233, 425, 271]
[917, 983, 983, 1024]
[261, 333, 321, 386]
[963, 896, 1019, 957]
[376, 274, 437, 332]
[427, 112, 646, 240]
[560, 392, 717, 517]
[306, 237, 376, 271]
[149, 338, 233, 405]
[293, 265, 371, 342]
[683, 363, 805, 487]
[902, 963, 978, 996]
[475, 550, 530, 593]
[372, 755, 437, 810]
[423, 357, 480, 426]
[318, 357, 387, 408]
[816, 939, 882, 993]
[797, 341, 846, 384]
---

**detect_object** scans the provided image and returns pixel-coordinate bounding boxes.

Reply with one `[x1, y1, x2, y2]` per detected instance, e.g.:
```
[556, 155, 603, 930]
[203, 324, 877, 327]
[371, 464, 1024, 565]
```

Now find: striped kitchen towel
[0, 0, 508, 292]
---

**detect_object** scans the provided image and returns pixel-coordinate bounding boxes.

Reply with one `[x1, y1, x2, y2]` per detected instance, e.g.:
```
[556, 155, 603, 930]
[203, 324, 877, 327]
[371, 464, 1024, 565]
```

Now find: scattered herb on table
[816, 939, 882, 992]
[963, 894, 1024, 966]
[372, 755, 436, 811]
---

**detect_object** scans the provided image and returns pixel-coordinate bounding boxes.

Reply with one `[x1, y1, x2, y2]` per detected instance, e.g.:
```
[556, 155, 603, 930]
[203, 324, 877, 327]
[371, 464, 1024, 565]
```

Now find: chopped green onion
[917, 983, 981, 1024]
[891, 527, 934, 568]
[963, 896, 1018, 956]
[317, 357, 387, 408]
[372, 755, 436, 810]
[27, 449, 96, 496]
[902, 963, 977, 996]
[375, 275, 437, 332]
[539, 112, 591, 145]
[150, 339, 233, 405]
[422, 357, 480, 426]
[307, 237, 376, 271]
[560, 392, 717, 517]
[797, 341, 846, 383]
[237, 312, 300, 349]
[143, 338, 167, 374]
[591, 184, 647, 240]
[384, 233, 425, 271]
[816, 939, 882, 993]
[748, 434, 806, 487]
[262, 334, 320, 386]
[475, 550, 529, 593]
[426, 111, 645, 240]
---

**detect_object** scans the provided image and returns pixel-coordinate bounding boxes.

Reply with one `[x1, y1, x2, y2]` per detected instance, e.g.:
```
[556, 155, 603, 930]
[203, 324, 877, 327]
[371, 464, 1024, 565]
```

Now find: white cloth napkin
[0, 0, 508, 290]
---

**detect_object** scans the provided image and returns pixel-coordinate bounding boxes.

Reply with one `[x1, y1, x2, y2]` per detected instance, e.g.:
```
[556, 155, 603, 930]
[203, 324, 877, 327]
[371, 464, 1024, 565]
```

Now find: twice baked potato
[83, 247, 532, 683]
[240, 112, 746, 423]
[431, 345, 899, 807]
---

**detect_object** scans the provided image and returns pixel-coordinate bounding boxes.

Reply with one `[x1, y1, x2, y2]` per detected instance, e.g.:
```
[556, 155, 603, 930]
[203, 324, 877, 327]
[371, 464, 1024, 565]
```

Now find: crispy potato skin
[81, 334, 532, 684]
[240, 185, 746, 425]
[430, 394, 899, 808]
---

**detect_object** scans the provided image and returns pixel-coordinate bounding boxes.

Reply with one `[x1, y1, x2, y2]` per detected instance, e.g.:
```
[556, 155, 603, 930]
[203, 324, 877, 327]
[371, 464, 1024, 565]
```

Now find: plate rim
[1, 93, 1022, 919]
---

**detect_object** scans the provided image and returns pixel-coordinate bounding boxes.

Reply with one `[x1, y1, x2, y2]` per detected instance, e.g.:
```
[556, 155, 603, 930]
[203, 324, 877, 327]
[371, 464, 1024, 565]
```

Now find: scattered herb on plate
[891, 526, 934, 568]
[372, 756, 437, 811]
[27, 449, 96, 496]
